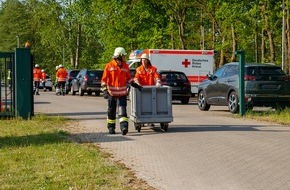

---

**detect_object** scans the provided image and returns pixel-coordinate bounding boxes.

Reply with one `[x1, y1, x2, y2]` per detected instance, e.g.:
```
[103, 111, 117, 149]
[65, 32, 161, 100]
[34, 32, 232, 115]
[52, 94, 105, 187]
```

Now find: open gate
[0, 48, 33, 119]
[0, 52, 14, 117]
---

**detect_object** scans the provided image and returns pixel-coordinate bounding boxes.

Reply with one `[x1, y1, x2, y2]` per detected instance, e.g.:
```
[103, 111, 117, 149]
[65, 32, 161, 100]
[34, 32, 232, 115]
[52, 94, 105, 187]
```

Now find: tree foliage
[0, 0, 289, 74]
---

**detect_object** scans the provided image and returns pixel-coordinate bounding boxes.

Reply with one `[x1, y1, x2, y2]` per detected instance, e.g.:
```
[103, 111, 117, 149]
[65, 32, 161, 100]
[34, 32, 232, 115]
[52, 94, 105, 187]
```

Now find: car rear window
[70, 70, 80, 77]
[246, 66, 285, 75]
[160, 73, 187, 82]
[87, 70, 103, 78]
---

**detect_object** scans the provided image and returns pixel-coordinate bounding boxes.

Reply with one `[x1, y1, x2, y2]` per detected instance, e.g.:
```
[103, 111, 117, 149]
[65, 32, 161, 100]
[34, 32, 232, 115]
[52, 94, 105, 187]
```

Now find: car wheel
[49, 88, 52, 91]
[197, 91, 210, 111]
[87, 91, 92, 96]
[95, 91, 100, 96]
[71, 86, 75, 95]
[79, 87, 84, 96]
[181, 97, 190, 104]
[228, 91, 239, 113]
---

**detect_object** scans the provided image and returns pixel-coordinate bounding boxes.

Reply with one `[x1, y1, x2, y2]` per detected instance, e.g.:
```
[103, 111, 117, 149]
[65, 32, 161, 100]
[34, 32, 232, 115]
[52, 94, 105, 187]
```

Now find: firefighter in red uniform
[101, 47, 142, 135]
[56, 64, 68, 96]
[134, 53, 161, 86]
[41, 69, 47, 92]
[33, 64, 42, 95]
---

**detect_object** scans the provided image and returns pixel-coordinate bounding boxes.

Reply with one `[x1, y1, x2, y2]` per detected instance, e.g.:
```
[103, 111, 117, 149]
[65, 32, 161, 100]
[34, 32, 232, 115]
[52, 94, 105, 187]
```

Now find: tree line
[0, 0, 290, 75]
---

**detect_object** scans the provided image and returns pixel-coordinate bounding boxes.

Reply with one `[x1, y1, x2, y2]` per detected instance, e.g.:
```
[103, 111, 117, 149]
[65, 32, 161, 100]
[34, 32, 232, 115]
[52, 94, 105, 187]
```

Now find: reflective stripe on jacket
[134, 65, 160, 86]
[101, 59, 133, 97]
[56, 68, 68, 82]
[33, 68, 42, 81]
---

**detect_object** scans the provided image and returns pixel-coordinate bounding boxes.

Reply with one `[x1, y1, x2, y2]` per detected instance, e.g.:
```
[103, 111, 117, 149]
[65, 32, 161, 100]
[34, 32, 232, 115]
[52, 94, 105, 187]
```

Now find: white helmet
[55, 66, 59, 70]
[35, 64, 39, 68]
[112, 47, 127, 58]
[58, 64, 63, 68]
[140, 53, 149, 60]
[41, 69, 45, 72]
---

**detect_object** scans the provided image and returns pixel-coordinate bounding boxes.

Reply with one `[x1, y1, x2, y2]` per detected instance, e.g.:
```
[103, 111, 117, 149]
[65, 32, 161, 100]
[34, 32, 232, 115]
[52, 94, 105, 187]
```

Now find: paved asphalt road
[34, 91, 290, 190]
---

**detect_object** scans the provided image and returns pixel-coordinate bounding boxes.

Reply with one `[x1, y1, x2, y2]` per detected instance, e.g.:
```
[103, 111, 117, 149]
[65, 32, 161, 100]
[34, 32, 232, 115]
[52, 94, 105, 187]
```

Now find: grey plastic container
[129, 86, 173, 131]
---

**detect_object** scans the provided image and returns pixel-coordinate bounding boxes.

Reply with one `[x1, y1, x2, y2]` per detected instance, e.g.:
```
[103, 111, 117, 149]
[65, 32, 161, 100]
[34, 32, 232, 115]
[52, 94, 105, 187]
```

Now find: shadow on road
[67, 124, 290, 144]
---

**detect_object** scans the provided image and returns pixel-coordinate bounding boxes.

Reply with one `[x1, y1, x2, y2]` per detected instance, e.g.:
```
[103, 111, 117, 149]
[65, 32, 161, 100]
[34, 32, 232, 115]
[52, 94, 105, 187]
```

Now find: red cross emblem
[182, 59, 190, 68]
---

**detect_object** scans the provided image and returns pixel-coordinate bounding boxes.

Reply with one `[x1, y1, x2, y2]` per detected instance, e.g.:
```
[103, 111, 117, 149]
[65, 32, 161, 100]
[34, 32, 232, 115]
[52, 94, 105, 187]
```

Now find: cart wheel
[160, 123, 168, 132]
[134, 123, 138, 130]
[135, 123, 141, 132]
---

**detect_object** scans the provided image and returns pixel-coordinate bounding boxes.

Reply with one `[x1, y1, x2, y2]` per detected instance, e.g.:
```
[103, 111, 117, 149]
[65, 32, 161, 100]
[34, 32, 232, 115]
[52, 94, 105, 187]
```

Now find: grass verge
[0, 115, 154, 190]
[243, 108, 290, 125]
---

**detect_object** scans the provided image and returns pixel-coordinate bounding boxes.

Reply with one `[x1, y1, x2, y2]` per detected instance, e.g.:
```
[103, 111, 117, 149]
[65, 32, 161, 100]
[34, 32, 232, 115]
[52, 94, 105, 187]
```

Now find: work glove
[131, 82, 143, 91]
[156, 81, 162, 87]
[101, 86, 109, 99]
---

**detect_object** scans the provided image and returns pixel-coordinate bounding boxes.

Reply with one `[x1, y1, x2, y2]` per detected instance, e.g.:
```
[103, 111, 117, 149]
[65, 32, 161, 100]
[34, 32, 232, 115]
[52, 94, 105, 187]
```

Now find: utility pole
[16, 36, 19, 48]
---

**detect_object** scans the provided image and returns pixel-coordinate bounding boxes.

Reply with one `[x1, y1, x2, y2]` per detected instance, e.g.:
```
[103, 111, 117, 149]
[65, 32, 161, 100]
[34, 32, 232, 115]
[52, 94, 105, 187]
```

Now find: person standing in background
[41, 69, 47, 92]
[33, 64, 42, 95]
[56, 64, 68, 96]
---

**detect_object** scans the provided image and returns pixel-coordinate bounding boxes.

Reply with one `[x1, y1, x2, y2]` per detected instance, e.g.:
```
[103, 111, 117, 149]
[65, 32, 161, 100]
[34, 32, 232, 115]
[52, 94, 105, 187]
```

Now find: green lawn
[0, 115, 154, 190]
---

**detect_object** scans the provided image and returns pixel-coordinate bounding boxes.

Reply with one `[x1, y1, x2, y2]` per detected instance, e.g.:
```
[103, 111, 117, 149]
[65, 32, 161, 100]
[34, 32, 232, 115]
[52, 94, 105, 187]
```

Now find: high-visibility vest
[56, 68, 68, 82]
[101, 60, 133, 97]
[134, 65, 160, 86]
[7, 70, 11, 80]
[33, 68, 42, 81]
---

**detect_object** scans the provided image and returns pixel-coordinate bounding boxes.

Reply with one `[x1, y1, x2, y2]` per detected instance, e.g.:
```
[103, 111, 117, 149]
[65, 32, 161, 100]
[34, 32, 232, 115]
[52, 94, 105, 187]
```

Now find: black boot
[120, 121, 128, 135]
[107, 123, 116, 134]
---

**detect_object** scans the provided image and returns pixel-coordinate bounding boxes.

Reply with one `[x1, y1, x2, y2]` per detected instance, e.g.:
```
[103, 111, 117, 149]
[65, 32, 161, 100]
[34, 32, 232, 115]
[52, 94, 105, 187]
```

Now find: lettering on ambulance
[191, 58, 208, 68]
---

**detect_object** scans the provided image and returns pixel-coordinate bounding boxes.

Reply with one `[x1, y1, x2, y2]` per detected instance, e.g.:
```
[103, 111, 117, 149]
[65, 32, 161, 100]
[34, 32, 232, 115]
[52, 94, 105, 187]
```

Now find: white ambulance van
[128, 49, 215, 95]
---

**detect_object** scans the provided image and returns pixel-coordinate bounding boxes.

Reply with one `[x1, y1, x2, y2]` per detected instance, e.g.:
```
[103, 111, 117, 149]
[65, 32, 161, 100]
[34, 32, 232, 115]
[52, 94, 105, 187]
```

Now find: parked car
[159, 70, 192, 104]
[197, 62, 290, 113]
[65, 69, 80, 94]
[70, 69, 103, 96]
[39, 74, 53, 91]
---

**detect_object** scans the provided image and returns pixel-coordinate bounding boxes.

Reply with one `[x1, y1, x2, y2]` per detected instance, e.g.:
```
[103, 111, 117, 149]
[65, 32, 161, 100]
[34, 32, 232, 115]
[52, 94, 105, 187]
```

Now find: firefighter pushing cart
[129, 86, 173, 132]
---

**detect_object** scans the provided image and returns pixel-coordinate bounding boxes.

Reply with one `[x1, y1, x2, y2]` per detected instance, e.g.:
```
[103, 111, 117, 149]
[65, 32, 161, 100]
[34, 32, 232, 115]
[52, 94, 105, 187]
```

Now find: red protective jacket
[56, 67, 68, 82]
[134, 65, 160, 86]
[101, 59, 133, 97]
[33, 68, 42, 81]
[41, 72, 47, 82]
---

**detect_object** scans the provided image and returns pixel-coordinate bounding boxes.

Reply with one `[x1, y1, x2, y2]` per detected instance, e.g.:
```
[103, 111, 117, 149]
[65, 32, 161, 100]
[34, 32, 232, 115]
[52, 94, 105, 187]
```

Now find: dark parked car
[197, 62, 290, 113]
[159, 70, 192, 104]
[70, 69, 103, 96]
[65, 69, 80, 94]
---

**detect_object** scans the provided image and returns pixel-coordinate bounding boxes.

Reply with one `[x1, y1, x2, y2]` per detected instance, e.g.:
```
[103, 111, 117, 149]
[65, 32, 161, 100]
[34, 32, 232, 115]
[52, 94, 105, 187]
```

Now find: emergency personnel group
[33, 46, 161, 136]
[33, 64, 68, 96]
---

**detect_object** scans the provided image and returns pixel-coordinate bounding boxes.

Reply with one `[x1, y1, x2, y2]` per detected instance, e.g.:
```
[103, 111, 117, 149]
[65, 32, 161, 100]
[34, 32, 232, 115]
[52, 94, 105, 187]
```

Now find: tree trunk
[212, 21, 215, 50]
[75, 22, 81, 69]
[231, 24, 237, 62]
[69, 23, 74, 68]
[200, 12, 204, 50]
[219, 36, 225, 67]
[170, 15, 175, 49]
[261, 28, 265, 63]
[255, 22, 259, 63]
[264, 14, 275, 63]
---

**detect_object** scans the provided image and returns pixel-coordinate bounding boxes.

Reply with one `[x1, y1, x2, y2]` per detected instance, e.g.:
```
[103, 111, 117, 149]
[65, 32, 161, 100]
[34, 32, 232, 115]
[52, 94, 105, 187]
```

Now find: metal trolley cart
[130, 86, 173, 132]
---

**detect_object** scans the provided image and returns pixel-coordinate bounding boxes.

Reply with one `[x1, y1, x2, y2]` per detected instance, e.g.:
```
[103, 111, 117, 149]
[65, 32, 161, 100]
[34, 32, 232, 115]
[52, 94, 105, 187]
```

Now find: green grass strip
[0, 115, 153, 190]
